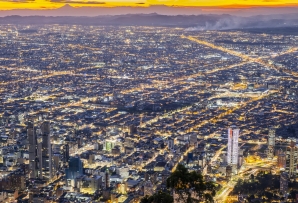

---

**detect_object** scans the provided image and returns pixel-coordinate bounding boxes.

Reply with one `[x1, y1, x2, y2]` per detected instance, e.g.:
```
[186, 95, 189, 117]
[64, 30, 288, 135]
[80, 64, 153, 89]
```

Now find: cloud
[48, 0, 105, 4]
[0, 0, 34, 2]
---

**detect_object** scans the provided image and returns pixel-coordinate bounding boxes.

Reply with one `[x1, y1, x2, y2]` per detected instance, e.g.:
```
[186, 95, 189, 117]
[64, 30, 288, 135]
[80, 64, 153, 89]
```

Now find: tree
[141, 191, 173, 203]
[250, 174, 254, 181]
[166, 164, 215, 203]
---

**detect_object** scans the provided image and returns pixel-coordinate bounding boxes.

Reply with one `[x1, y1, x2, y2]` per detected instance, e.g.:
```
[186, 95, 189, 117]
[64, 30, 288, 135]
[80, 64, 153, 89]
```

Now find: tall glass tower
[65, 157, 83, 180]
[227, 126, 239, 168]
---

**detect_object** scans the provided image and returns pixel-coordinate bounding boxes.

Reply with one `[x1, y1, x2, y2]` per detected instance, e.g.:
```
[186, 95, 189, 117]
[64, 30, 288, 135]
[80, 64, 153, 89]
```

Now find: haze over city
[0, 1, 298, 203]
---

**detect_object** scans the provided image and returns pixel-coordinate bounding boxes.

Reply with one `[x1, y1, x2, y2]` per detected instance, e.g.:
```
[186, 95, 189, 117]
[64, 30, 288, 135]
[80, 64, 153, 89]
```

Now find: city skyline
[0, 4, 298, 202]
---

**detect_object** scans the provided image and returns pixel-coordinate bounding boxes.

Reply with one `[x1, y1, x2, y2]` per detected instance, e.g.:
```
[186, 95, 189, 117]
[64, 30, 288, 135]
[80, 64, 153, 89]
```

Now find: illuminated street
[0, 24, 297, 202]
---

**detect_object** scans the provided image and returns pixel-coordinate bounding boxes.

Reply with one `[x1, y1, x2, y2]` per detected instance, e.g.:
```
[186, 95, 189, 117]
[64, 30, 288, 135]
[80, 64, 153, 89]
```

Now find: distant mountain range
[0, 12, 298, 30]
[0, 5, 298, 30]
[1, 4, 298, 17]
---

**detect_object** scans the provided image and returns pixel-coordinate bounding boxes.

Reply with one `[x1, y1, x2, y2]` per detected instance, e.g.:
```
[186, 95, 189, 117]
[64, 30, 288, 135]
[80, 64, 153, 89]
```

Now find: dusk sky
[1, 0, 298, 10]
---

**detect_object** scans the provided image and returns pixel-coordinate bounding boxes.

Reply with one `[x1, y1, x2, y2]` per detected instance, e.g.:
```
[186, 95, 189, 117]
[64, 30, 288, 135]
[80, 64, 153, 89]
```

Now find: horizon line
[1, 4, 298, 11]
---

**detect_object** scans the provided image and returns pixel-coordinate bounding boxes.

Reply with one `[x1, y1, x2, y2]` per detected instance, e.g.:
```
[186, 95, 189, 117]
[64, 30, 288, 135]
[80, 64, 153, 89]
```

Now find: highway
[272, 47, 298, 58]
[182, 35, 298, 79]
[214, 160, 275, 202]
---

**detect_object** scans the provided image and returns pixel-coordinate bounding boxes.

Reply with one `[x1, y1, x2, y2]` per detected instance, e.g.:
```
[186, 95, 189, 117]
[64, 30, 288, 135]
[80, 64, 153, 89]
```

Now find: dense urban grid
[0, 25, 298, 203]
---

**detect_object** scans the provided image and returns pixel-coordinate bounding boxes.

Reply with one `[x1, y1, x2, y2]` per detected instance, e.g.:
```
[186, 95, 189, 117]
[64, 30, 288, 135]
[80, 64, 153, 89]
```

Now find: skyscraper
[286, 140, 298, 177]
[227, 126, 239, 172]
[267, 128, 276, 159]
[278, 150, 286, 170]
[27, 121, 53, 180]
[268, 128, 276, 147]
[168, 138, 174, 150]
[65, 156, 83, 180]
[105, 169, 110, 189]
[63, 144, 70, 163]
[41, 121, 53, 179]
[28, 122, 39, 179]
[280, 172, 288, 197]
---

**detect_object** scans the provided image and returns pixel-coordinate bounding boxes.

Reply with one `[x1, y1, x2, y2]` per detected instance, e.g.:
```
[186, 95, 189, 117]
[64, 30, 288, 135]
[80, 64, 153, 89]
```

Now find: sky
[1, 0, 298, 10]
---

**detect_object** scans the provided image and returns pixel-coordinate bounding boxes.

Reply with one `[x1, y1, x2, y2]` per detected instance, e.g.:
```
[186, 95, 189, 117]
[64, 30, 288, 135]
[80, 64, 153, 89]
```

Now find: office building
[267, 128, 276, 159]
[268, 128, 276, 146]
[286, 141, 298, 177]
[0, 168, 26, 191]
[28, 122, 39, 179]
[116, 167, 129, 179]
[65, 156, 83, 180]
[227, 126, 239, 172]
[280, 172, 288, 197]
[104, 140, 116, 152]
[198, 153, 206, 168]
[105, 169, 110, 189]
[63, 144, 70, 163]
[40, 121, 53, 179]
[53, 154, 61, 173]
[27, 121, 53, 180]
[128, 125, 137, 135]
[117, 182, 127, 195]
[168, 138, 174, 150]
[238, 149, 244, 168]
[76, 175, 102, 193]
[278, 150, 286, 170]
[189, 134, 197, 146]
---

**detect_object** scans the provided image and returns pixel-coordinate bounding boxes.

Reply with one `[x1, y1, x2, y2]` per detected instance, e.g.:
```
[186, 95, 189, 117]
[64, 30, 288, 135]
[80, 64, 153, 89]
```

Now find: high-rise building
[198, 153, 206, 168]
[267, 128, 276, 159]
[105, 169, 110, 189]
[168, 138, 174, 150]
[104, 140, 116, 152]
[280, 172, 288, 197]
[63, 144, 70, 163]
[278, 150, 286, 170]
[238, 149, 244, 168]
[268, 128, 276, 146]
[28, 121, 53, 180]
[189, 134, 197, 146]
[286, 141, 298, 177]
[28, 122, 39, 179]
[128, 125, 137, 135]
[65, 156, 83, 180]
[227, 126, 239, 172]
[52, 154, 61, 174]
[40, 121, 53, 179]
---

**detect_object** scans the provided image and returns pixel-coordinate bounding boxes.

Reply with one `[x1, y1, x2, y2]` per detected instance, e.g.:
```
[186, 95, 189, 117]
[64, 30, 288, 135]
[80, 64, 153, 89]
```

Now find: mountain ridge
[0, 12, 298, 30]
[1, 5, 298, 17]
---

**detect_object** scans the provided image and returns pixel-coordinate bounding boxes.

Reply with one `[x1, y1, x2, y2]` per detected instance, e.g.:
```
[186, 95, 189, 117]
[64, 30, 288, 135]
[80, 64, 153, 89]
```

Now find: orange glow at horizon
[1, 0, 298, 10]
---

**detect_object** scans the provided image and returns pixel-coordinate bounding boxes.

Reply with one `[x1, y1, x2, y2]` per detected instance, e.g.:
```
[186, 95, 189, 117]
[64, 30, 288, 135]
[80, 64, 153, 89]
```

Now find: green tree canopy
[141, 165, 215, 203]
[166, 164, 216, 203]
[141, 191, 173, 203]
